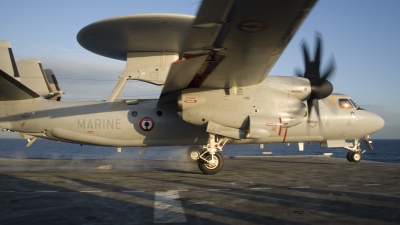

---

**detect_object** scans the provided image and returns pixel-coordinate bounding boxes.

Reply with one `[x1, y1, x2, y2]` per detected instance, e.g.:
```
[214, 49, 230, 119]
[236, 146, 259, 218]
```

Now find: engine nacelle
[177, 76, 310, 139]
[248, 115, 304, 138]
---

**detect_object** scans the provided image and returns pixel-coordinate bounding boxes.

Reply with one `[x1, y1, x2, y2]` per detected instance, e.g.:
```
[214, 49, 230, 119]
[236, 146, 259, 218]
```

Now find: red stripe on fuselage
[282, 129, 288, 142]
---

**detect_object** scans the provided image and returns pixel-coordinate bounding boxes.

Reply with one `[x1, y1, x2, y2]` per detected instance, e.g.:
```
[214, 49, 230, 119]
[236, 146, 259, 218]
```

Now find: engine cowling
[177, 82, 308, 139]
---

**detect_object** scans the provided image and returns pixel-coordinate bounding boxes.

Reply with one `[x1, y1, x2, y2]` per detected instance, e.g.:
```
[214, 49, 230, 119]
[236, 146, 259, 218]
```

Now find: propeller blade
[307, 98, 319, 122]
[314, 35, 322, 78]
[320, 55, 336, 82]
[302, 42, 311, 76]
[296, 33, 335, 100]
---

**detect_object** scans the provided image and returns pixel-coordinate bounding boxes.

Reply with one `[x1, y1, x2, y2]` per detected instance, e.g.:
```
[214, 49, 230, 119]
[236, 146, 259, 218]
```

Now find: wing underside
[159, 0, 317, 101]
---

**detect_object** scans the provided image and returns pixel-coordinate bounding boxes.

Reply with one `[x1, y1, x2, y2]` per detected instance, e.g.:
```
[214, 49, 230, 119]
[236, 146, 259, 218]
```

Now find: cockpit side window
[339, 99, 354, 109]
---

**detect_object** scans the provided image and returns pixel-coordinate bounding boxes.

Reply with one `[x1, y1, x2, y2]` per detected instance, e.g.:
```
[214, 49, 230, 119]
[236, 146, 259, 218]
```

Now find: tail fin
[44, 69, 62, 101]
[0, 40, 39, 100]
[0, 40, 19, 79]
[17, 60, 62, 101]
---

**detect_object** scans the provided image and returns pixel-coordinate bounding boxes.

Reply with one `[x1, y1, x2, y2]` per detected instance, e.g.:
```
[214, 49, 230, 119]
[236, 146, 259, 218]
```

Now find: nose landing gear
[345, 136, 373, 163]
[346, 151, 362, 163]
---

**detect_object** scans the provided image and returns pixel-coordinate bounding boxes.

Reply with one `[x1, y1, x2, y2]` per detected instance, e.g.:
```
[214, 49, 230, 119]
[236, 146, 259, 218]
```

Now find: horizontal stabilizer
[0, 69, 39, 100]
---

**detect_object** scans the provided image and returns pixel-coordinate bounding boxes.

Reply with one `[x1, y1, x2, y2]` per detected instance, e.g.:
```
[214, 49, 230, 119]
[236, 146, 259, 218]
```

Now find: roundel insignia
[237, 20, 269, 33]
[139, 117, 154, 131]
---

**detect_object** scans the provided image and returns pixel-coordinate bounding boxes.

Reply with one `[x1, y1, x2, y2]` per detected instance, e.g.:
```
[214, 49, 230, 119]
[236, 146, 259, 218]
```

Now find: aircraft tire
[198, 152, 224, 175]
[346, 152, 353, 162]
[186, 146, 202, 163]
[350, 152, 362, 163]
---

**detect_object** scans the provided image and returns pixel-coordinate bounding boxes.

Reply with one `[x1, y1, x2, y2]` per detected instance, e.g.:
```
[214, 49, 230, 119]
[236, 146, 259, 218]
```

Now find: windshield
[350, 99, 364, 110]
[339, 98, 362, 110]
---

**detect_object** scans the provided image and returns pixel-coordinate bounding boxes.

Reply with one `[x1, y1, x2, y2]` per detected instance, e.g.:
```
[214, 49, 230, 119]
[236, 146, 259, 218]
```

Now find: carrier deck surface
[0, 156, 399, 224]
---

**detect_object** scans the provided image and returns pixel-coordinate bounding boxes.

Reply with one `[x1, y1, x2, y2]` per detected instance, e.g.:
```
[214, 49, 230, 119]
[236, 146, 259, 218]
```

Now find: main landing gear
[344, 136, 373, 163]
[186, 146, 202, 163]
[196, 133, 228, 175]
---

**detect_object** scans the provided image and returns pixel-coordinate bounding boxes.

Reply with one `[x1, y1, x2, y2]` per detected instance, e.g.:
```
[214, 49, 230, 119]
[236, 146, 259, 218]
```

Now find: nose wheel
[344, 137, 372, 163]
[346, 151, 362, 162]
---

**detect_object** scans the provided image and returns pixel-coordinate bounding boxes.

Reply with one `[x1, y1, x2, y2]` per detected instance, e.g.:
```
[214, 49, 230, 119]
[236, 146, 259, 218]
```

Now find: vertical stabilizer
[0, 40, 39, 100]
[0, 40, 20, 79]
[17, 60, 62, 101]
[44, 69, 62, 101]
[18, 60, 51, 95]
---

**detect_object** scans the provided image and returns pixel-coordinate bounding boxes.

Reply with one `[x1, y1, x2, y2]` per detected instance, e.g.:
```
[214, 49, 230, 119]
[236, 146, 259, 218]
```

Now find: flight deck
[0, 156, 399, 225]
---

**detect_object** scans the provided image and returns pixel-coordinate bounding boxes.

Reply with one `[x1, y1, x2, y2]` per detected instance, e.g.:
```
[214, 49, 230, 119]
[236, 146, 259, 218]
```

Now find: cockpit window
[349, 99, 359, 109]
[339, 99, 354, 109]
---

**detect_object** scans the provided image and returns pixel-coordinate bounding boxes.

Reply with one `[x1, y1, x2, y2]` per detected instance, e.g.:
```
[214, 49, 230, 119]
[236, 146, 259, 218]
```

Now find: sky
[0, 0, 399, 139]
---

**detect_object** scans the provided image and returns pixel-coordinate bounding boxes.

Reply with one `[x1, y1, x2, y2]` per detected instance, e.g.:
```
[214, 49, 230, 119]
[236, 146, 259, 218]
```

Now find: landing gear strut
[198, 133, 228, 175]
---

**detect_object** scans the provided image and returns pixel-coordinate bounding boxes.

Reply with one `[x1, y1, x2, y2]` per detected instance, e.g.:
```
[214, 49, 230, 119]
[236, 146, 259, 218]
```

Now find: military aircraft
[0, 0, 384, 174]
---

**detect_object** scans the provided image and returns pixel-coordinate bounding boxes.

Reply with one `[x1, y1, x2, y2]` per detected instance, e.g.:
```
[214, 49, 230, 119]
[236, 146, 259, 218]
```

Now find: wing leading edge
[159, 0, 317, 102]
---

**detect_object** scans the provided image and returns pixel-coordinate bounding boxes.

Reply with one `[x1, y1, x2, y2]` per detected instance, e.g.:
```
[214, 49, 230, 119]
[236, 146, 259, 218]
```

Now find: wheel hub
[190, 151, 200, 160]
[204, 155, 219, 169]
[353, 153, 361, 161]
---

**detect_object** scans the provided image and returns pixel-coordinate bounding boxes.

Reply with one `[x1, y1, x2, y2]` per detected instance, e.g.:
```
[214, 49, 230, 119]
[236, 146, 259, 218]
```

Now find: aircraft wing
[159, 0, 317, 101]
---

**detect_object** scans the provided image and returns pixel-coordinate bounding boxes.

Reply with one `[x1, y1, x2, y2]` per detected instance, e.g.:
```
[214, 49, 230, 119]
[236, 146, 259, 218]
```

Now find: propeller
[296, 33, 336, 121]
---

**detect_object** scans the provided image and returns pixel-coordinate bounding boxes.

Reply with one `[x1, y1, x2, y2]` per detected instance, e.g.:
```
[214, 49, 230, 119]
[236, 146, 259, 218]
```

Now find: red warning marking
[139, 117, 154, 132]
[291, 90, 303, 93]
[282, 129, 288, 143]
[266, 123, 278, 132]
[278, 117, 282, 136]
[237, 20, 269, 33]
[21, 122, 25, 127]
[184, 99, 197, 103]
[87, 131, 94, 134]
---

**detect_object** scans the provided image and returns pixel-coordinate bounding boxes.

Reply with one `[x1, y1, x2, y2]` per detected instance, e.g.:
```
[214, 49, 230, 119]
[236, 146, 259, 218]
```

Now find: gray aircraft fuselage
[0, 76, 384, 148]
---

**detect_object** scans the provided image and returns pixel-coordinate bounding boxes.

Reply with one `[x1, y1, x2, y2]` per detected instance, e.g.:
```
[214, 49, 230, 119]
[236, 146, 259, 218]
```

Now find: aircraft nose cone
[370, 112, 385, 134]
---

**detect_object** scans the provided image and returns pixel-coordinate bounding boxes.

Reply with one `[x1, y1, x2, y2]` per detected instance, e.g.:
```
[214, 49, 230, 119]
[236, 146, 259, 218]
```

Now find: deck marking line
[154, 190, 186, 223]
[328, 185, 348, 187]
[290, 186, 310, 189]
[250, 187, 272, 190]
[122, 191, 145, 193]
[79, 191, 101, 193]
[208, 189, 231, 191]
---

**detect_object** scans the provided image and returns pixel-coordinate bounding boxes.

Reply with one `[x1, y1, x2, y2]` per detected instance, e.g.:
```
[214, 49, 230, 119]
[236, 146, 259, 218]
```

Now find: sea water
[0, 138, 398, 164]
